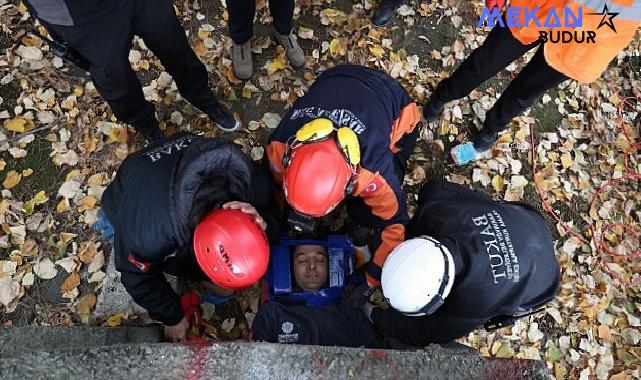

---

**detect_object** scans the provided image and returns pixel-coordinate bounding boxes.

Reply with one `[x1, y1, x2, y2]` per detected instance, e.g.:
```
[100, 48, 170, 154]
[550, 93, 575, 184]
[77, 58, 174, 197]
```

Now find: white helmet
[381, 236, 455, 316]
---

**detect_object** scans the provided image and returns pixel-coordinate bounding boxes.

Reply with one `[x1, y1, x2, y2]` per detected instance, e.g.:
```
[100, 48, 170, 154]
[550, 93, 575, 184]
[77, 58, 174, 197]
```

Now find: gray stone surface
[0, 328, 548, 380]
[94, 250, 178, 319]
[0, 326, 162, 357]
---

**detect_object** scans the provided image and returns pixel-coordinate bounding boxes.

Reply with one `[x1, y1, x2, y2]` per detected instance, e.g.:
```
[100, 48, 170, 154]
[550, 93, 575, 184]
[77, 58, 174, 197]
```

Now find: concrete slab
[0, 326, 163, 357]
[0, 338, 547, 380]
[94, 250, 178, 319]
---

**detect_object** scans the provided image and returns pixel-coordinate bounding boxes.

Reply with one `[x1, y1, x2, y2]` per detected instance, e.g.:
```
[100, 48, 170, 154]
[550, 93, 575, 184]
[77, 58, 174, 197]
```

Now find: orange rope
[530, 96, 641, 286]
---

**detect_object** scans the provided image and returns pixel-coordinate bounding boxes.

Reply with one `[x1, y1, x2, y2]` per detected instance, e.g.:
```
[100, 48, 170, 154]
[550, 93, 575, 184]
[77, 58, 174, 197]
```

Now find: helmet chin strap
[402, 236, 452, 316]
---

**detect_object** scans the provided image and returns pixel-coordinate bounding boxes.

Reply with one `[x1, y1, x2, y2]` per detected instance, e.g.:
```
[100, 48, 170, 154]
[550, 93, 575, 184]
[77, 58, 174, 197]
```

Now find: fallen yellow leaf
[3, 117, 34, 133]
[560, 153, 573, 169]
[329, 38, 341, 55]
[0, 159, 5, 171]
[106, 312, 125, 327]
[108, 125, 129, 144]
[3, 170, 22, 189]
[368, 44, 385, 59]
[56, 199, 70, 213]
[32, 190, 48, 205]
[23, 190, 49, 214]
[197, 29, 210, 40]
[266, 57, 287, 75]
[491, 174, 505, 193]
[22, 168, 34, 177]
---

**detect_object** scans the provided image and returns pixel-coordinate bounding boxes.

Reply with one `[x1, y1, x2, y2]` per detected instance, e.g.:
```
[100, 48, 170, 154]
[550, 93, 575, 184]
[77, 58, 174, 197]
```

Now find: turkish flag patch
[361, 177, 383, 197]
[128, 253, 151, 273]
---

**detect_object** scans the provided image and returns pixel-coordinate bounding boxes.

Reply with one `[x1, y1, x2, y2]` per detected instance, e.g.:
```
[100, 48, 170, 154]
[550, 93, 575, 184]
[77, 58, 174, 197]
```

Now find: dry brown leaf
[59, 271, 80, 293]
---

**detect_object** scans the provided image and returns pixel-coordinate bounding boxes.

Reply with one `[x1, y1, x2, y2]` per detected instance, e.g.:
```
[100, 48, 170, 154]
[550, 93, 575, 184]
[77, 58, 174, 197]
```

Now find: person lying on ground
[251, 244, 383, 348]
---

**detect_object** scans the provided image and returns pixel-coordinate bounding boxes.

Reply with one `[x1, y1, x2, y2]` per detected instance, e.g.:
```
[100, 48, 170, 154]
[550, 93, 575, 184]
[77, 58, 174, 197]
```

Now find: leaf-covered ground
[0, 0, 640, 378]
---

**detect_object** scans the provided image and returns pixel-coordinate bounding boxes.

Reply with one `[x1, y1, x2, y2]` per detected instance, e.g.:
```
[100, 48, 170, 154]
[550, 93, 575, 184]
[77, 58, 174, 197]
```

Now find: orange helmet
[193, 209, 269, 289]
[283, 137, 355, 217]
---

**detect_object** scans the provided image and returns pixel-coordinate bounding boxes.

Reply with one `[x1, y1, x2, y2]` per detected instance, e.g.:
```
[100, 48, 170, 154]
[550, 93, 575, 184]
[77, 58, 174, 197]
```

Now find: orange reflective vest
[508, 0, 641, 83]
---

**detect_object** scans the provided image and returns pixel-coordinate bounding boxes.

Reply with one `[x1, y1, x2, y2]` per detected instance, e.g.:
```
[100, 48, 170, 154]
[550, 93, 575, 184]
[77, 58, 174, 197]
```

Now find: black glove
[341, 283, 371, 309]
[362, 302, 377, 323]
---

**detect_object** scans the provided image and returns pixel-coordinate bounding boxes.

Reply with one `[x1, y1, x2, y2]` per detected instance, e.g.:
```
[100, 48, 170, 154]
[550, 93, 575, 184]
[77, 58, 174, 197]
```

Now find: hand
[485, 0, 506, 11]
[362, 302, 377, 323]
[341, 283, 371, 309]
[164, 317, 189, 343]
[222, 201, 267, 231]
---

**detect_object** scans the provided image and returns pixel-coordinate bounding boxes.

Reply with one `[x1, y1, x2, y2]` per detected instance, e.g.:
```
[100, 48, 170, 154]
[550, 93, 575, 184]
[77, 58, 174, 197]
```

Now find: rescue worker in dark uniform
[24, 0, 239, 142]
[101, 133, 280, 342]
[266, 64, 423, 288]
[356, 180, 560, 346]
[251, 244, 382, 348]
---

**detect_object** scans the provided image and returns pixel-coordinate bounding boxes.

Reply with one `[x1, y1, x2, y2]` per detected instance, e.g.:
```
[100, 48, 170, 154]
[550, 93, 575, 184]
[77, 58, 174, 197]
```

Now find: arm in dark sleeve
[114, 242, 183, 326]
[371, 308, 485, 346]
[353, 312, 384, 348]
[250, 159, 283, 243]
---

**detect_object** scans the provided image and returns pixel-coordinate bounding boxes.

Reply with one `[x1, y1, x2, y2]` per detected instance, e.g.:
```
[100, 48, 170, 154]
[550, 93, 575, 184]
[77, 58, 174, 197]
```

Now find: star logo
[587, 4, 619, 33]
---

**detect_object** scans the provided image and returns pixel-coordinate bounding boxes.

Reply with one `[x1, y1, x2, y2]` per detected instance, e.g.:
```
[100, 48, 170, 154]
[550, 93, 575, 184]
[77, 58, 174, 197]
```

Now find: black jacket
[372, 180, 560, 346]
[252, 300, 382, 348]
[102, 133, 279, 325]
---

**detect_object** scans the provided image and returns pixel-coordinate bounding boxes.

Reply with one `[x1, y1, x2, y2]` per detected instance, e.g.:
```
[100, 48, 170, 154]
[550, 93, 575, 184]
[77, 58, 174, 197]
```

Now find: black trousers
[434, 25, 569, 133]
[227, 0, 295, 44]
[43, 0, 221, 135]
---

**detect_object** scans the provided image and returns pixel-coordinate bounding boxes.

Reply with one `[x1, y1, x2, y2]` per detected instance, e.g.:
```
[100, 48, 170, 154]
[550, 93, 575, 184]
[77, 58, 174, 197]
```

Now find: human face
[292, 245, 328, 292]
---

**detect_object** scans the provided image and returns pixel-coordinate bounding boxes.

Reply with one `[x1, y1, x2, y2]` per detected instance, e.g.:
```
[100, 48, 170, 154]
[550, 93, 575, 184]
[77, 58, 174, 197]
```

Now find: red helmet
[193, 209, 269, 289]
[283, 138, 354, 217]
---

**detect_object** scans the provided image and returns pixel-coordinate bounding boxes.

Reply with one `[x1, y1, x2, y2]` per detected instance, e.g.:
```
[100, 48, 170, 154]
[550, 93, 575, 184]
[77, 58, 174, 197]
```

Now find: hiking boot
[208, 104, 240, 132]
[372, 0, 403, 26]
[274, 31, 306, 68]
[422, 94, 446, 122]
[232, 40, 253, 80]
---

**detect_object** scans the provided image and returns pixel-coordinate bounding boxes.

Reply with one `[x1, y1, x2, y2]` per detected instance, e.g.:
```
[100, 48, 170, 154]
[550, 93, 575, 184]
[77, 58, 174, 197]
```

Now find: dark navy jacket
[252, 300, 383, 348]
[267, 65, 422, 286]
[102, 133, 278, 325]
[372, 180, 560, 346]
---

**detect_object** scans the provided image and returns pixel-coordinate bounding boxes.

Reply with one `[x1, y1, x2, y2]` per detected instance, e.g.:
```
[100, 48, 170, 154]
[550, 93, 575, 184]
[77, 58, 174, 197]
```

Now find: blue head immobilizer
[264, 235, 356, 306]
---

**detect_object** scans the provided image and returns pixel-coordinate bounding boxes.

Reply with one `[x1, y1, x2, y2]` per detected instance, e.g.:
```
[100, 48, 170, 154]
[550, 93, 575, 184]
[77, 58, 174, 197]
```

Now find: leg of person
[372, 0, 405, 27]
[423, 25, 540, 121]
[134, 0, 239, 131]
[270, 0, 305, 68]
[41, 14, 164, 142]
[472, 46, 569, 151]
[228, 0, 256, 79]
